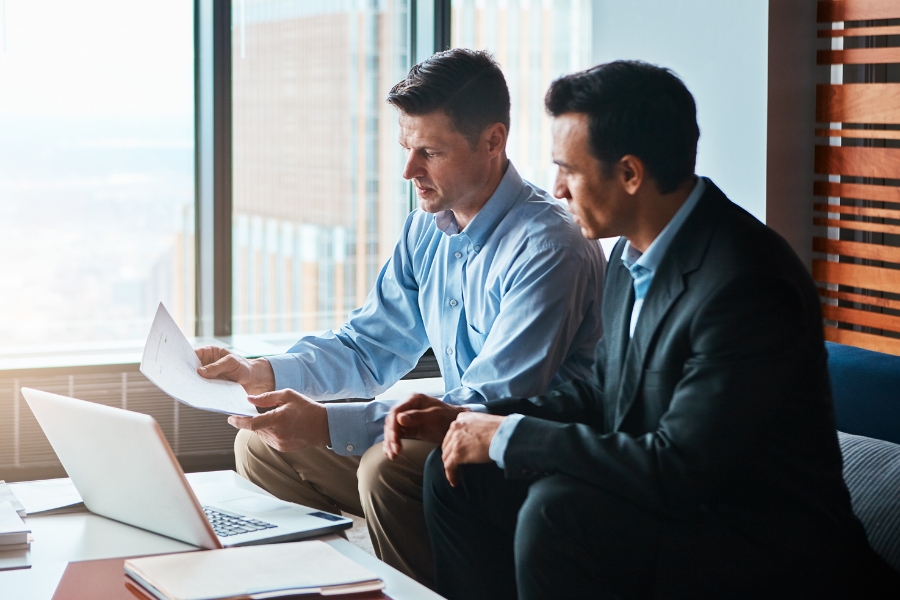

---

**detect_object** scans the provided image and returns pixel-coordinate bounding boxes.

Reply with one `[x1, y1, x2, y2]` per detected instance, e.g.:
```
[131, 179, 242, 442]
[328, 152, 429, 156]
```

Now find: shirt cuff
[463, 403, 488, 413]
[488, 413, 525, 469]
[325, 402, 370, 456]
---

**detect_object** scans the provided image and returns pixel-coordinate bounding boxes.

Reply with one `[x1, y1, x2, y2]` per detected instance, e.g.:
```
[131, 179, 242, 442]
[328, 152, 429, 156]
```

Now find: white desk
[0, 471, 443, 599]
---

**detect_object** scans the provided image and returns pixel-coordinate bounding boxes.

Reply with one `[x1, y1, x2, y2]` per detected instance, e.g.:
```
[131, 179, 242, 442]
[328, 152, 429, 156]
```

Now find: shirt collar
[434, 161, 524, 250]
[621, 176, 706, 272]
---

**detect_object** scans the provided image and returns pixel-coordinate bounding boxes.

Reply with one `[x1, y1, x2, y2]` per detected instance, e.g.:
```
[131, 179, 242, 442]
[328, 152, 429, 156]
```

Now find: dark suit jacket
[486, 180, 864, 562]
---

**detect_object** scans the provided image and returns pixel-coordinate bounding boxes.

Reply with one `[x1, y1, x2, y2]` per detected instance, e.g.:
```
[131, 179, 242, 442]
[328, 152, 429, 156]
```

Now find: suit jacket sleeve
[497, 271, 813, 518]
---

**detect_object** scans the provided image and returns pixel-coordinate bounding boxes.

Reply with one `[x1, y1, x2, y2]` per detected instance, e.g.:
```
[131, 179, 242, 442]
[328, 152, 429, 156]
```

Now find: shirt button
[346, 444, 354, 452]
[449, 299, 458, 306]
[474, 245, 481, 251]
[446, 347, 454, 355]
[454, 251, 462, 258]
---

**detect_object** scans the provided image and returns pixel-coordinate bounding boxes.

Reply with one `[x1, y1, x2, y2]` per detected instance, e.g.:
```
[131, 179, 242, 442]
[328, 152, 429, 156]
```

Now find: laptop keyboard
[203, 506, 277, 538]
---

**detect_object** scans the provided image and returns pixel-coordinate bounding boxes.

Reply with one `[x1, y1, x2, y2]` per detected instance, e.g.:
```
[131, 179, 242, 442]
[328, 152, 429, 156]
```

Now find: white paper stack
[125, 540, 384, 600]
[0, 501, 31, 571]
[0, 482, 26, 517]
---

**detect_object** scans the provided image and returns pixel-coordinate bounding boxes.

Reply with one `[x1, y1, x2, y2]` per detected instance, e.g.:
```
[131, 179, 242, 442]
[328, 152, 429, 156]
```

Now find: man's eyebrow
[553, 159, 574, 169]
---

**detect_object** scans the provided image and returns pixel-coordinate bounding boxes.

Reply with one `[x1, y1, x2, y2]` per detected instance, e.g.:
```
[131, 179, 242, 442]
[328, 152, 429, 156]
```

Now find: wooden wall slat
[819, 287, 900, 311]
[814, 237, 900, 264]
[818, 25, 900, 38]
[813, 259, 900, 294]
[813, 202, 900, 220]
[818, 48, 900, 66]
[816, 128, 900, 140]
[824, 326, 900, 356]
[813, 181, 900, 204]
[814, 145, 900, 179]
[823, 303, 900, 333]
[814, 217, 900, 235]
[818, 0, 900, 23]
[816, 84, 900, 124]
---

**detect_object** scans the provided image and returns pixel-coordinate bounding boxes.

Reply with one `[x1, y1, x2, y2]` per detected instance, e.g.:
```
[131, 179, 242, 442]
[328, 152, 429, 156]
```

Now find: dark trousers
[422, 450, 895, 600]
[423, 450, 663, 600]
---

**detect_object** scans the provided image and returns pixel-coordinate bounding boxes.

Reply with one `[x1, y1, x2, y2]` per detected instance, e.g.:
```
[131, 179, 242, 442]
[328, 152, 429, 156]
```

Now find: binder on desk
[125, 540, 386, 600]
[50, 549, 392, 600]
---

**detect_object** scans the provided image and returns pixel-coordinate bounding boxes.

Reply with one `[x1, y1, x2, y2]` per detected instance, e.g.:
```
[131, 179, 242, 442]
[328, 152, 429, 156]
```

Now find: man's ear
[617, 155, 645, 196]
[483, 123, 508, 157]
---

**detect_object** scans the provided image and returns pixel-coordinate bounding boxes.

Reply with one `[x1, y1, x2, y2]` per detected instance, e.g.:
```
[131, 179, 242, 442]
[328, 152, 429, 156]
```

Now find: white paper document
[141, 303, 257, 417]
[6, 478, 83, 515]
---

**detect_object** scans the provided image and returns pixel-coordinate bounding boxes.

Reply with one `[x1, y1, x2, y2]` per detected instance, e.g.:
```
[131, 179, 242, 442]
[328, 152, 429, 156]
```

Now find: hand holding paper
[140, 304, 258, 417]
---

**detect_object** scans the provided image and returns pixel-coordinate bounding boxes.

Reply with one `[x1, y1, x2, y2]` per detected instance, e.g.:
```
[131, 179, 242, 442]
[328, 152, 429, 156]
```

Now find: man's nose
[402, 151, 423, 181]
[552, 175, 569, 200]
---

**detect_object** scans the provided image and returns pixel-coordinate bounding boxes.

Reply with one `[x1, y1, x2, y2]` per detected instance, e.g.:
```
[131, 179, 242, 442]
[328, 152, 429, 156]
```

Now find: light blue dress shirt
[488, 177, 707, 468]
[267, 162, 607, 456]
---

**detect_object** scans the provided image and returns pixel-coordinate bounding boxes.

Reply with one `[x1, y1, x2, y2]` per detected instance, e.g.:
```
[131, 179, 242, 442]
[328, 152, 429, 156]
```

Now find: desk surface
[0, 471, 443, 600]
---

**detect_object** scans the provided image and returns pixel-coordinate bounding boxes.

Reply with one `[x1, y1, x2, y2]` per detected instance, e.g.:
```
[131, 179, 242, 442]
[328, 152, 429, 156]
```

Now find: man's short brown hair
[387, 48, 511, 148]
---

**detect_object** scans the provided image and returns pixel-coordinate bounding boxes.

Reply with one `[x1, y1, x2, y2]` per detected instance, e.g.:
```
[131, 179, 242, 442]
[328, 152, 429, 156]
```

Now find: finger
[197, 355, 239, 380]
[227, 415, 254, 430]
[384, 412, 404, 460]
[229, 408, 282, 432]
[246, 391, 286, 408]
[444, 455, 459, 487]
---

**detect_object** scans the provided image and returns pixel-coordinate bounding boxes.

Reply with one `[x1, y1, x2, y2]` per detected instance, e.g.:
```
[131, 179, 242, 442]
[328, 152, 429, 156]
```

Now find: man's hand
[196, 346, 276, 396]
[227, 390, 330, 452]
[384, 394, 468, 460]
[441, 412, 505, 487]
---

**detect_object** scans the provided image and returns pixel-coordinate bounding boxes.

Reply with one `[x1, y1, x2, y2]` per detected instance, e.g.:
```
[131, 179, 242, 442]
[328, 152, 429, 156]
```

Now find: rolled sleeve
[488, 413, 525, 469]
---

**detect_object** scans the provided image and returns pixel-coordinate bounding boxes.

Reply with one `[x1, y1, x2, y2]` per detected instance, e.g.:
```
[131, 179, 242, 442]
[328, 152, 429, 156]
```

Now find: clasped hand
[195, 346, 330, 452]
[384, 394, 505, 486]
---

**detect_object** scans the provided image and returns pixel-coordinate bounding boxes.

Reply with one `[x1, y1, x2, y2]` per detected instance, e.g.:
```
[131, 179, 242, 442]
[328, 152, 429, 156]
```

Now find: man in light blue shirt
[196, 49, 605, 587]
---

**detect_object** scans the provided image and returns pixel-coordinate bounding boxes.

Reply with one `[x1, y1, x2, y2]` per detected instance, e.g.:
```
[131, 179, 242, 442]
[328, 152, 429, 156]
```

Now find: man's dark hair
[545, 60, 699, 194]
[387, 48, 511, 148]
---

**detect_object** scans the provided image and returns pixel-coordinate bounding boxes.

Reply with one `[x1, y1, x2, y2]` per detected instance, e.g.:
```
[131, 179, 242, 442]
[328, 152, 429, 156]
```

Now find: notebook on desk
[22, 388, 352, 549]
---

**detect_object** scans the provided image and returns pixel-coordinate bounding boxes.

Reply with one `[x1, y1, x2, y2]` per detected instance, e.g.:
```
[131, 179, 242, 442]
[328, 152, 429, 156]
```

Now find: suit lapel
[612, 182, 730, 431]
[601, 238, 635, 430]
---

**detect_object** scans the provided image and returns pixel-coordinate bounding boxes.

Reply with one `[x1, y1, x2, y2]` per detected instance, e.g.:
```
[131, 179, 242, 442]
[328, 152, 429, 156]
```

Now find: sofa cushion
[827, 342, 900, 445]
[839, 431, 900, 572]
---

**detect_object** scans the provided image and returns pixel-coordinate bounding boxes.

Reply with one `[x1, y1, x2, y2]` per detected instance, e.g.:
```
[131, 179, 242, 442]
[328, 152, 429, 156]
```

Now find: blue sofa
[827, 341, 900, 573]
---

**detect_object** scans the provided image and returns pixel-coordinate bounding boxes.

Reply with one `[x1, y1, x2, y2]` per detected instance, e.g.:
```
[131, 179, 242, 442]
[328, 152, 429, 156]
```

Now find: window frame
[195, 0, 451, 337]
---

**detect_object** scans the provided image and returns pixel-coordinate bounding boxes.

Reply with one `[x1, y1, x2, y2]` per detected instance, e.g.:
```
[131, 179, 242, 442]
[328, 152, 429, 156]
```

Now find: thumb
[247, 391, 283, 408]
[197, 357, 233, 380]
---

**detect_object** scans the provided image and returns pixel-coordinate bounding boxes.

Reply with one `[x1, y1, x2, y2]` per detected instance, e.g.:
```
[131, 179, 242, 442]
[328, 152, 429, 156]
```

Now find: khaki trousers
[234, 429, 437, 588]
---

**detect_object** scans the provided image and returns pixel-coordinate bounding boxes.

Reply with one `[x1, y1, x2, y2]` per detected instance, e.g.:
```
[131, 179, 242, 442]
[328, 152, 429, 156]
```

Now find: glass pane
[231, 0, 410, 335]
[451, 0, 593, 192]
[0, 0, 195, 347]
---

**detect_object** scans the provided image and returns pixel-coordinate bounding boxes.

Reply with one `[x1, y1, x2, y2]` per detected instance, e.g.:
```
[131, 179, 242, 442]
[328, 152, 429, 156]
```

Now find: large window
[230, 0, 411, 335]
[0, 0, 195, 347]
[451, 0, 593, 193]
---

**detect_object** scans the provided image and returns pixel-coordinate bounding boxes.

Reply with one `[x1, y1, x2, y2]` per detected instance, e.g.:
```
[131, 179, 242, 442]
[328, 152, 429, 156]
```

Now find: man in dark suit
[382, 60, 890, 599]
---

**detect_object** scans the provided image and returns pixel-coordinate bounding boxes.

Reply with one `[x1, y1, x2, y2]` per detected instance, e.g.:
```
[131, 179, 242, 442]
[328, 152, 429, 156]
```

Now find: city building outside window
[0, 0, 195, 347]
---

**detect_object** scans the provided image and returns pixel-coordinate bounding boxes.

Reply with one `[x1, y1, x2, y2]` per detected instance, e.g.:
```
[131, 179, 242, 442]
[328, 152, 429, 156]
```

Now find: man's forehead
[398, 111, 460, 144]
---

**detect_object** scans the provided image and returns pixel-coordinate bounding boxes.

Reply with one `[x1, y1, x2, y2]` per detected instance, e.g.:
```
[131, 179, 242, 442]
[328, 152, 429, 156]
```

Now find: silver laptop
[21, 388, 352, 549]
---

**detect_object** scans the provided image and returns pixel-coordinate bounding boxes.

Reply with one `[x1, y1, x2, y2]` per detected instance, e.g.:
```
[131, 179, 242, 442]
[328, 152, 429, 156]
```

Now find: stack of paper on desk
[0, 482, 26, 517]
[124, 540, 384, 600]
[0, 501, 31, 571]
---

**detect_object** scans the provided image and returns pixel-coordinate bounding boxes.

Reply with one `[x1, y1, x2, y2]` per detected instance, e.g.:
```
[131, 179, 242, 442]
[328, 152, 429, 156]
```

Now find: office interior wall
[766, 0, 818, 269]
[590, 0, 769, 222]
